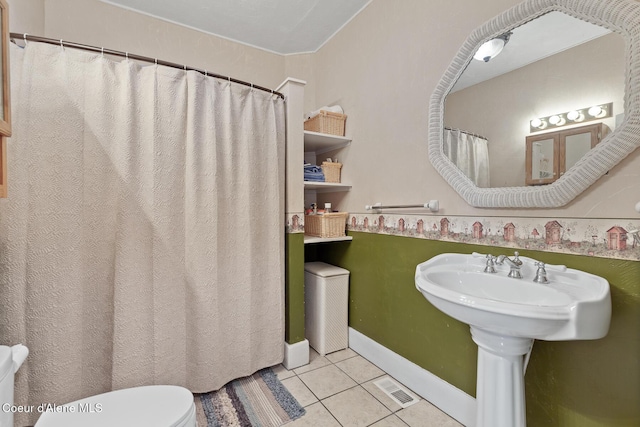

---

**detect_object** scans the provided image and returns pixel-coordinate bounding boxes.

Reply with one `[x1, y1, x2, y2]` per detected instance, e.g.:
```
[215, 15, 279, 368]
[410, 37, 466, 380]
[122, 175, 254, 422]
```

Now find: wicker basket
[304, 212, 349, 238]
[304, 110, 347, 136]
[321, 162, 342, 183]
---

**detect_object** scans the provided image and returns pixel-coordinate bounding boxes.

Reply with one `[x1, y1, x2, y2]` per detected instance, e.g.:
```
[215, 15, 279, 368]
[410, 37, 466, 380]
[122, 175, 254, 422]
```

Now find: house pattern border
[345, 213, 640, 261]
[286, 212, 640, 261]
[285, 212, 305, 234]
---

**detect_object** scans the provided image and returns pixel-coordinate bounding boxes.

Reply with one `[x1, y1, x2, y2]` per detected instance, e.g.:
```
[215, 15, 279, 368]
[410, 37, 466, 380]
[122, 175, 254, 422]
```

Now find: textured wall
[42, 0, 286, 90]
[9, 0, 44, 34]
[286, 233, 305, 343]
[310, 0, 640, 219]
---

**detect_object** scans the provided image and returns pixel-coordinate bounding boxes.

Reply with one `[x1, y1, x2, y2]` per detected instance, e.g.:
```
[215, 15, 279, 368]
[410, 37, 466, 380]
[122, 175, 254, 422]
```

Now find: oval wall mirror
[428, 0, 640, 208]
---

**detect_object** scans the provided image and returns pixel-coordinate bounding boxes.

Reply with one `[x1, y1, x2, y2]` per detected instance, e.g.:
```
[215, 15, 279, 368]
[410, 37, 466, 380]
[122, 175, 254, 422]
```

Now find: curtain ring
[125, 52, 129, 60]
[155, 58, 158, 65]
[101, 47, 104, 57]
[23, 33, 28, 45]
[204, 70, 208, 77]
[60, 39, 64, 50]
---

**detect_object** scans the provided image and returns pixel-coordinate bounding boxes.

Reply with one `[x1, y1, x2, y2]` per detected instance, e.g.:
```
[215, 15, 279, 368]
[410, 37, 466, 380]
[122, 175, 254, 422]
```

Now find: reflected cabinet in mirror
[525, 122, 609, 185]
[428, 0, 640, 207]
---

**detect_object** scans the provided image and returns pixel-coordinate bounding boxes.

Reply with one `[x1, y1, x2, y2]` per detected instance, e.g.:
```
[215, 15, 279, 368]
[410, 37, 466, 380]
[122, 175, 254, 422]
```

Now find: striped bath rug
[195, 368, 306, 427]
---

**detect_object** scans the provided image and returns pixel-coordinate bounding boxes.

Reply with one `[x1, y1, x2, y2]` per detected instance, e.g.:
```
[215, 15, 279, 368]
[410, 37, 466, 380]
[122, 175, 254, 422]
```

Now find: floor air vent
[373, 377, 418, 408]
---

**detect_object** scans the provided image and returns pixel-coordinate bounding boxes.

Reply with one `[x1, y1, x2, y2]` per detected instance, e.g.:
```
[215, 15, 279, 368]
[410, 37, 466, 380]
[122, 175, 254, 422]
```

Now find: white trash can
[304, 262, 350, 356]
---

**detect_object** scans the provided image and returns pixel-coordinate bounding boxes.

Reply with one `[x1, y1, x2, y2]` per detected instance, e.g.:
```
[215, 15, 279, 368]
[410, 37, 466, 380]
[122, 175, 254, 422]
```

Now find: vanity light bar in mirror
[530, 102, 612, 133]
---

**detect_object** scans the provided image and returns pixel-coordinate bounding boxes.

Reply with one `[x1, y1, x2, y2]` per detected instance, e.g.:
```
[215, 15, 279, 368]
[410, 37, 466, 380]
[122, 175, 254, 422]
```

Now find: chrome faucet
[496, 251, 523, 279]
[533, 262, 549, 284]
[483, 254, 497, 273]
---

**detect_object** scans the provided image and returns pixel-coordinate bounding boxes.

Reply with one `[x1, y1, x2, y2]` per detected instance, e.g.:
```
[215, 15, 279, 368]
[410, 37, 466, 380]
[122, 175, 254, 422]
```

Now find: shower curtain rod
[444, 127, 487, 141]
[10, 33, 285, 100]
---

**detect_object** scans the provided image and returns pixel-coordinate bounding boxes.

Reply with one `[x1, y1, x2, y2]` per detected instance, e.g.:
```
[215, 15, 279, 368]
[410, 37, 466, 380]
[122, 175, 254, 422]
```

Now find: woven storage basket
[321, 162, 342, 183]
[304, 212, 349, 238]
[304, 111, 347, 136]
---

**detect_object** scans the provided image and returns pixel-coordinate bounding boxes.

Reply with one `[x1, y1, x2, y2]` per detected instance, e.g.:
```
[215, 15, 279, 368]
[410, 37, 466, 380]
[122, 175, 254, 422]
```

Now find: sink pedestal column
[471, 326, 533, 427]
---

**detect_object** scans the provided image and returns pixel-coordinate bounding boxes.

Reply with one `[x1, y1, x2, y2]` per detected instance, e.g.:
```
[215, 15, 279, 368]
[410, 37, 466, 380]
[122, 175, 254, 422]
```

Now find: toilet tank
[0, 345, 29, 427]
[0, 346, 16, 427]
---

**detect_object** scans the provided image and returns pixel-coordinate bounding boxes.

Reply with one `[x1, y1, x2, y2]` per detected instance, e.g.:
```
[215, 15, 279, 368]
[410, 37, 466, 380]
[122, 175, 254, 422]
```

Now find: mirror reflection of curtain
[443, 128, 490, 187]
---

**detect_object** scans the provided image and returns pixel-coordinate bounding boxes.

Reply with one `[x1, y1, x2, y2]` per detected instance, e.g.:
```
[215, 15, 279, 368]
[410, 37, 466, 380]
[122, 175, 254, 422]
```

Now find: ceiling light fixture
[474, 32, 512, 63]
[529, 102, 613, 133]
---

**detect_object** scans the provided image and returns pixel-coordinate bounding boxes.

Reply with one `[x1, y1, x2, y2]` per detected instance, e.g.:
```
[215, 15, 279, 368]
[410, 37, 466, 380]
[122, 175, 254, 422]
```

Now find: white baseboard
[283, 339, 309, 370]
[349, 328, 477, 427]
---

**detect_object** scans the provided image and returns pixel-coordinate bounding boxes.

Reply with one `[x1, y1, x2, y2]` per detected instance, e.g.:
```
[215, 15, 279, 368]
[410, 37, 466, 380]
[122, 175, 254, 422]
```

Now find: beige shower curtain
[0, 42, 285, 424]
[443, 128, 490, 187]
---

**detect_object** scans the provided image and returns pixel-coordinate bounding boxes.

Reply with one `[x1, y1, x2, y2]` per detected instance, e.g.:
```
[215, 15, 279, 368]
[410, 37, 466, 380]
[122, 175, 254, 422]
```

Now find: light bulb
[588, 106, 603, 117]
[473, 32, 511, 63]
[567, 110, 580, 121]
[530, 118, 542, 128]
[474, 39, 505, 62]
[549, 115, 561, 125]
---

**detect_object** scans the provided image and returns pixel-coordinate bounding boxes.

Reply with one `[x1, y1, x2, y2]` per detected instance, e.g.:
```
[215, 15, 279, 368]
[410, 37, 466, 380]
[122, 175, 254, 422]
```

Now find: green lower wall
[314, 231, 640, 427]
[285, 232, 305, 343]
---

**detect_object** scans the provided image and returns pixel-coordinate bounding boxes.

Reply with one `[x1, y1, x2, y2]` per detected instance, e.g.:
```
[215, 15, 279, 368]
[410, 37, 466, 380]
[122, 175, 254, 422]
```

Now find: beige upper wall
[9, 0, 640, 218]
[284, 53, 317, 117]
[9, 0, 44, 34]
[42, 0, 285, 90]
[312, 0, 640, 219]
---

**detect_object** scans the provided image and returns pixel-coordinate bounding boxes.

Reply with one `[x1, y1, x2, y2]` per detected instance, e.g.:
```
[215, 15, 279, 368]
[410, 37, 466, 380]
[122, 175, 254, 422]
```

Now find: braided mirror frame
[428, 0, 640, 208]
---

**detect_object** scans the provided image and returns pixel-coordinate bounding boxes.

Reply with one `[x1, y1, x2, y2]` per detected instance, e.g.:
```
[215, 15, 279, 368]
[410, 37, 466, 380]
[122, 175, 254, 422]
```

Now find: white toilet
[1, 345, 197, 427]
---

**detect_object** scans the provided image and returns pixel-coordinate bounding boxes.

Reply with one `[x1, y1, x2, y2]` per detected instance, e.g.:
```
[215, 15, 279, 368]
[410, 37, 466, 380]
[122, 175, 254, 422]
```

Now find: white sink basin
[415, 252, 611, 340]
[415, 252, 611, 427]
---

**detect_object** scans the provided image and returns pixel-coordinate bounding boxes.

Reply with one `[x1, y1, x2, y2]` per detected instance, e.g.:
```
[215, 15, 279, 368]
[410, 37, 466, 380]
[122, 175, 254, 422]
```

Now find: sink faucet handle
[484, 255, 497, 273]
[512, 251, 523, 266]
[534, 262, 549, 284]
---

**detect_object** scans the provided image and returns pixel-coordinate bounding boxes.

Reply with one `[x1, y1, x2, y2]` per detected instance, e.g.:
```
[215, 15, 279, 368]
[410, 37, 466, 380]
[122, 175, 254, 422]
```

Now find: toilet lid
[35, 385, 195, 427]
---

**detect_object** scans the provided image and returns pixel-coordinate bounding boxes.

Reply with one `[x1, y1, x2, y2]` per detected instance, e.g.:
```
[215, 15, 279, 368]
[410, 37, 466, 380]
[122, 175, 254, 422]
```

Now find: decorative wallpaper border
[346, 213, 640, 261]
[285, 212, 305, 233]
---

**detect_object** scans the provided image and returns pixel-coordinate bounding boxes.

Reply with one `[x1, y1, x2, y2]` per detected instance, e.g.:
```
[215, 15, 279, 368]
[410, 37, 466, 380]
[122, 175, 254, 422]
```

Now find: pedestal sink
[415, 252, 611, 427]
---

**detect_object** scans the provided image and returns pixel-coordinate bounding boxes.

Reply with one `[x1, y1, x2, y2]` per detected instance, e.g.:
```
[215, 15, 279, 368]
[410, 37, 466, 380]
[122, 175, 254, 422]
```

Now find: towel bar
[365, 201, 439, 212]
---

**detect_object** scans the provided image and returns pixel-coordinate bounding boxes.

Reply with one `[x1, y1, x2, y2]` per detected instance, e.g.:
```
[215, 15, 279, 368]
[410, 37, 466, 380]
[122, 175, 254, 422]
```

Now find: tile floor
[272, 348, 463, 427]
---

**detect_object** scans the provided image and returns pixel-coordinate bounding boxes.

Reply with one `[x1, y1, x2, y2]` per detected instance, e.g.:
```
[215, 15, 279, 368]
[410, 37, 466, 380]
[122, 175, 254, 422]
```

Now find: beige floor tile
[287, 402, 341, 427]
[281, 376, 319, 407]
[335, 355, 385, 384]
[396, 400, 463, 427]
[325, 347, 359, 363]
[298, 364, 357, 400]
[361, 375, 419, 413]
[322, 386, 392, 427]
[370, 414, 410, 427]
[272, 363, 296, 380]
[294, 349, 331, 375]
